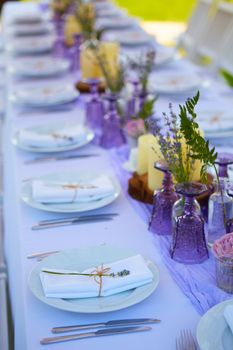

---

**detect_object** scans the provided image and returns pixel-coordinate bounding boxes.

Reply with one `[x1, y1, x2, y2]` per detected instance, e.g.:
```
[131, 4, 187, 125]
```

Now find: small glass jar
[208, 179, 233, 243]
[215, 256, 233, 293]
[212, 233, 233, 293]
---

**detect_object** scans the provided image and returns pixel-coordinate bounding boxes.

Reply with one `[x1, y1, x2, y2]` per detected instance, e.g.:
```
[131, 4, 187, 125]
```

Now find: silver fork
[176, 329, 197, 350]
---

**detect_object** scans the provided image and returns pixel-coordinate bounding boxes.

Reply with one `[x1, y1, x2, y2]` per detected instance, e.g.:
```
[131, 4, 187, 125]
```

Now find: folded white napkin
[18, 125, 86, 148]
[40, 255, 153, 299]
[32, 175, 115, 203]
[224, 305, 233, 334]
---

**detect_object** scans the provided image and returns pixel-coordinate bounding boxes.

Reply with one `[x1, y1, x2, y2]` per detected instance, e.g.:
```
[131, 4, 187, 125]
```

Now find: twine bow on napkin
[91, 264, 111, 297]
[62, 183, 97, 202]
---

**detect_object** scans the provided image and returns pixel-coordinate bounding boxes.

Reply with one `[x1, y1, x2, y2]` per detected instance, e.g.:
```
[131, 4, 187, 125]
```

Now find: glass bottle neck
[184, 196, 195, 215]
[162, 171, 174, 192]
[218, 164, 228, 178]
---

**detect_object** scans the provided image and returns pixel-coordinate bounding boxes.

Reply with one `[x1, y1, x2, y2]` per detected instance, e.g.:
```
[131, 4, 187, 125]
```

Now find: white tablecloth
[2, 2, 233, 350]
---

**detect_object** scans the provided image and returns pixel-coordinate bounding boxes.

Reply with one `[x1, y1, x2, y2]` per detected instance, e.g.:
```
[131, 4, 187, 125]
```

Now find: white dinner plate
[108, 31, 152, 47]
[155, 46, 177, 67]
[9, 13, 44, 25]
[197, 299, 233, 350]
[28, 246, 159, 313]
[6, 22, 54, 37]
[9, 57, 70, 77]
[21, 171, 121, 213]
[96, 17, 136, 30]
[10, 84, 79, 107]
[197, 110, 233, 134]
[7, 35, 55, 55]
[96, 8, 126, 18]
[12, 122, 94, 153]
[150, 72, 201, 95]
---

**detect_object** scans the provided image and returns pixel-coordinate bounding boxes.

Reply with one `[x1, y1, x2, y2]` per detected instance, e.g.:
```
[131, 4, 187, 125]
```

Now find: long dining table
[2, 1, 233, 350]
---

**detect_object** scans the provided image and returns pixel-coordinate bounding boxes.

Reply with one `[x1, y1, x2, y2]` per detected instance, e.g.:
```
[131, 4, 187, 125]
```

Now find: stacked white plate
[6, 22, 54, 37]
[105, 30, 152, 47]
[7, 35, 55, 55]
[9, 57, 70, 77]
[149, 71, 202, 95]
[10, 84, 79, 108]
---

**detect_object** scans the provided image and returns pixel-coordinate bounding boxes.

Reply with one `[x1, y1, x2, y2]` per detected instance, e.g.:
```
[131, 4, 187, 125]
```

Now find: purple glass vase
[170, 182, 209, 264]
[85, 79, 105, 130]
[149, 161, 179, 235]
[67, 34, 82, 72]
[52, 12, 64, 37]
[53, 34, 66, 58]
[100, 94, 126, 149]
[215, 152, 233, 178]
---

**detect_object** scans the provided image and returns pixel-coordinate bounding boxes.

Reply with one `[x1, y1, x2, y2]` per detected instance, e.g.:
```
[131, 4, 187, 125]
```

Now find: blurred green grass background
[116, 0, 196, 21]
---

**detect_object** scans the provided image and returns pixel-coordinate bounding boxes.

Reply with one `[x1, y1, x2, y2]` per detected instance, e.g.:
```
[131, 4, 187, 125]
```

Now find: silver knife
[25, 154, 99, 165]
[52, 318, 161, 333]
[38, 213, 119, 225]
[41, 326, 152, 345]
[31, 216, 113, 230]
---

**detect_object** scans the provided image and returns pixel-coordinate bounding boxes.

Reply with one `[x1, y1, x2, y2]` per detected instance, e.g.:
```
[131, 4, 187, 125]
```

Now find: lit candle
[80, 41, 119, 80]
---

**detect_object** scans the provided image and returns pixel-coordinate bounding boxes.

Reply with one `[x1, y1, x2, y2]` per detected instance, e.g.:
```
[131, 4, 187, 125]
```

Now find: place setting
[26, 245, 160, 344]
[8, 57, 70, 78]
[2, 0, 233, 349]
[6, 35, 56, 55]
[10, 83, 80, 112]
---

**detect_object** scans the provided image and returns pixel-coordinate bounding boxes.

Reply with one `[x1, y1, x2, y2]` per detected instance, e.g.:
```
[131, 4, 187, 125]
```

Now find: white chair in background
[195, 1, 233, 65]
[178, 0, 212, 57]
[216, 17, 233, 74]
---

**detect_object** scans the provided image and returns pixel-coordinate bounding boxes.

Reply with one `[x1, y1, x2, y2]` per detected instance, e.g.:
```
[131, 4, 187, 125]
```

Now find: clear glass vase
[149, 161, 179, 235]
[100, 93, 126, 149]
[125, 79, 140, 121]
[208, 179, 233, 243]
[215, 152, 233, 178]
[170, 182, 209, 264]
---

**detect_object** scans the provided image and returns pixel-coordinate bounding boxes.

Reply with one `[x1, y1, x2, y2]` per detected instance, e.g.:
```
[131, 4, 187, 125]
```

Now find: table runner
[110, 147, 233, 315]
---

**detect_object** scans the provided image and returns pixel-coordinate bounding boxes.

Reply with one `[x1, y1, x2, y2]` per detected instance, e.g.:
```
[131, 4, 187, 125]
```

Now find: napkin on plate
[40, 254, 154, 298]
[18, 125, 86, 148]
[224, 305, 233, 334]
[32, 175, 115, 203]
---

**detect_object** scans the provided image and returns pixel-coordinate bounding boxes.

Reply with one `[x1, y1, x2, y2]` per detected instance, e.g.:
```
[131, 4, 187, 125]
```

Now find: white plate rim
[21, 171, 121, 213]
[28, 246, 160, 313]
[11, 124, 94, 153]
[9, 58, 70, 77]
[196, 299, 233, 350]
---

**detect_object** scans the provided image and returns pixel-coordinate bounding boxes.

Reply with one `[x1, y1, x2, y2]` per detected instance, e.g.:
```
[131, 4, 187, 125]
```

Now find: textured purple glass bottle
[85, 78, 105, 130]
[149, 161, 179, 235]
[100, 93, 126, 149]
[171, 182, 209, 264]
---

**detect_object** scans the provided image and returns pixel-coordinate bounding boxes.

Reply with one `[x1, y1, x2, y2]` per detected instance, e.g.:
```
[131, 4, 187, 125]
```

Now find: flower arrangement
[125, 119, 145, 139]
[147, 91, 218, 183]
[74, 0, 96, 39]
[51, 0, 71, 14]
[94, 44, 125, 94]
[128, 50, 155, 95]
[213, 233, 233, 260]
